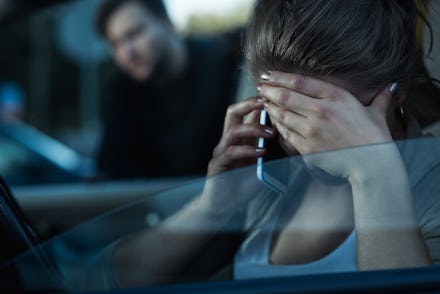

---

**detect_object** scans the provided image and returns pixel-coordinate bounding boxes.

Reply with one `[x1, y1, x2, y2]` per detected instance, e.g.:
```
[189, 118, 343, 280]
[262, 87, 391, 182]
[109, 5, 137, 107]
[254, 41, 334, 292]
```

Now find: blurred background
[0, 0, 254, 186]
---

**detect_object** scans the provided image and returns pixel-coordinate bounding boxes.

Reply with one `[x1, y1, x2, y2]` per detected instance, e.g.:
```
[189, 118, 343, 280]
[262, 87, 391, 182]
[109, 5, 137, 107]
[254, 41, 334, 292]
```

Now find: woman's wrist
[347, 143, 405, 188]
[195, 194, 235, 219]
[346, 143, 419, 231]
[199, 176, 248, 217]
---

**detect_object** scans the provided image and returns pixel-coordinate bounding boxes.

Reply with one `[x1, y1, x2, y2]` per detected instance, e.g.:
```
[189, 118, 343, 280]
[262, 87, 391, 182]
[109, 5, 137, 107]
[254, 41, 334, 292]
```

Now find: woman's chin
[278, 137, 346, 185]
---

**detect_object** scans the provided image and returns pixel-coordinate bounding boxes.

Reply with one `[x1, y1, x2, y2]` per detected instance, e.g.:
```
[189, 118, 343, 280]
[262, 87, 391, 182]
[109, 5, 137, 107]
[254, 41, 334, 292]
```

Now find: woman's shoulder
[398, 116, 440, 184]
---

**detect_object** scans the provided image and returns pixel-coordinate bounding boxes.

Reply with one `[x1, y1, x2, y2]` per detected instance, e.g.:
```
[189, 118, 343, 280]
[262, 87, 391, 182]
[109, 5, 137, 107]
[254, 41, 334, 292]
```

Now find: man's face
[106, 1, 168, 81]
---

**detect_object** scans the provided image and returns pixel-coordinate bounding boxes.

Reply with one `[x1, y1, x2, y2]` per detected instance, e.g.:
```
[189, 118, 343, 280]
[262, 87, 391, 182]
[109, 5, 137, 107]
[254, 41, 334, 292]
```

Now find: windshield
[2, 137, 440, 292]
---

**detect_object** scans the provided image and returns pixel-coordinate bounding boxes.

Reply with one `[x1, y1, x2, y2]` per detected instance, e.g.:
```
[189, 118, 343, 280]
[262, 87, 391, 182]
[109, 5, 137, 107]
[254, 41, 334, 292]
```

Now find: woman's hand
[207, 97, 276, 177]
[201, 98, 276, 214]
[258, 71, 395, 179]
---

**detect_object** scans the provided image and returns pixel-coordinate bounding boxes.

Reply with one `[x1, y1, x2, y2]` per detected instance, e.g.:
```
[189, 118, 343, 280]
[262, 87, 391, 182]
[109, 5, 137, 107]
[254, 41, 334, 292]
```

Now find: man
[96, 0, 242, 178]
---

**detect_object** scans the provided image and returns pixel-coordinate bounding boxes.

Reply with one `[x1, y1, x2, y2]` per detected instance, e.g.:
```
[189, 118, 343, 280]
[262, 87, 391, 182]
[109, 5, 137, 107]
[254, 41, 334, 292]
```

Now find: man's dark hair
[96, 0, 169, 38]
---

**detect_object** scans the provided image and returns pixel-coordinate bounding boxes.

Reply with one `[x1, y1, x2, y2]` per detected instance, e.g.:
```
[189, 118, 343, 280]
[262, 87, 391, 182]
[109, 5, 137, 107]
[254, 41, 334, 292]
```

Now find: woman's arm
[111, 196, 240, 287]
[348, 143, 432, 269]
[107, 98, 275, 288]
[258, 71, 433, 269]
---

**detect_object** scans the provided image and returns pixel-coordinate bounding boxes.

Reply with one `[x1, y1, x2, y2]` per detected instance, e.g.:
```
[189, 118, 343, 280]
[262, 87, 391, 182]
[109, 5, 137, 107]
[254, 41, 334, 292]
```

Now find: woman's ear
[397, 93, 406, 105]
[395, 90, 406, 106]
[390, 82, 406, 105]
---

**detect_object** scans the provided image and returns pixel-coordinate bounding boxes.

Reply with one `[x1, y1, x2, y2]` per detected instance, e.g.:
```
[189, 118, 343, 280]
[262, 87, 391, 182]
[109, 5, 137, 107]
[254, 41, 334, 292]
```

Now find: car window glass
[2, 137, 440, 292]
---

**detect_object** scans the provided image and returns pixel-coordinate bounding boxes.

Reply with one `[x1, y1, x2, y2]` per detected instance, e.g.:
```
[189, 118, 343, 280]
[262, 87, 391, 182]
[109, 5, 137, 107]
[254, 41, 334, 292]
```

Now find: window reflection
[2, 138, 439, 292]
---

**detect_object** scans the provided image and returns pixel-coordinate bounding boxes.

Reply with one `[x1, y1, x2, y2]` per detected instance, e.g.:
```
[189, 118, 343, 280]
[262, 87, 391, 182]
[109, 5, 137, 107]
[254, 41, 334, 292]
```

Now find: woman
[85, 0, 439, 289]
[209, 0, 436, 279]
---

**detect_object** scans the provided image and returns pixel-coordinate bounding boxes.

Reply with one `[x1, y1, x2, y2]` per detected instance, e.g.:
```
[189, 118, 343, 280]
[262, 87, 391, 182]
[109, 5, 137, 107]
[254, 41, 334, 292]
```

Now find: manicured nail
[256, 86, 262, 93]
[256, 149, 265, 153]
[265, 128, 274, 135]
[257, 98, 265, 103]
[389, 83, 399, 94]
[261, 71, 272, 82]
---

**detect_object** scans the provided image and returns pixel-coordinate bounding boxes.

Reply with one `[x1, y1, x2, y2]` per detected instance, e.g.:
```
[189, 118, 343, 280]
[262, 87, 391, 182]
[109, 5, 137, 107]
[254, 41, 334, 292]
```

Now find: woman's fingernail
[256, 149, 265, 153]
[261, 71, 272, 82]
[256, 86, 262, 93]
[389, 83, 399, 94]
[265, 128, 274, 135]
[257, 98, 265, 103]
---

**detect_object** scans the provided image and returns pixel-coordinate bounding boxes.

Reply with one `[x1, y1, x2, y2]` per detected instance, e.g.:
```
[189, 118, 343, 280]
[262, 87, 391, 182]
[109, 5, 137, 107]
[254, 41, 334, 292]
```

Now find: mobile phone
[257, 110, 289, 194]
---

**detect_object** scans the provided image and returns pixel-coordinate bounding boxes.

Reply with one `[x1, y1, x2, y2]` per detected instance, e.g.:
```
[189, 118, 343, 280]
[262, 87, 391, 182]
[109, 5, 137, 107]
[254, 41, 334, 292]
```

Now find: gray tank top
[234, 196, 357, 279]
